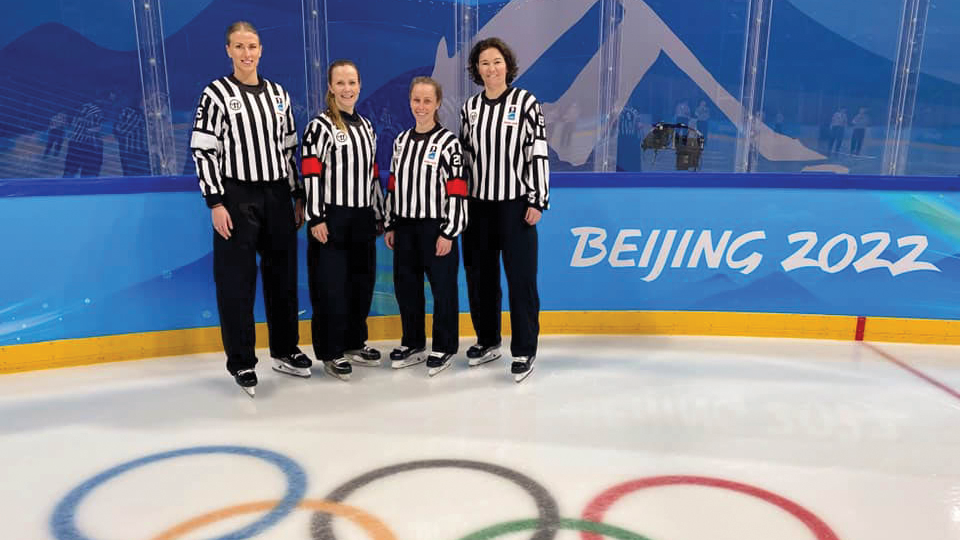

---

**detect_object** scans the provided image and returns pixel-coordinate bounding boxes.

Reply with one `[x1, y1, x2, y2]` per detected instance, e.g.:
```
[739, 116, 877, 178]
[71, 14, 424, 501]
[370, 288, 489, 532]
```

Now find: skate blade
[392, 355, 427, 369]
[346, 355, 381, 367]
[427, 362, 452, 377]
[323, 366, 351, 381]
[241, 386, 256, 397]
[514, 366, 534, 383]
[272, 364, 311, 378]
[468, 352, 501, 367]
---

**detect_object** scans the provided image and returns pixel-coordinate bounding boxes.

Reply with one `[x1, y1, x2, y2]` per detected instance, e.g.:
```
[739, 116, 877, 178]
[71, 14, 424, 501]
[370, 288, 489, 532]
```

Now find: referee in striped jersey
[190, 22, 312, 395]
[301, 59, 385, 381]
[383, 77, 467, 375]
[459, 37, 550, 383]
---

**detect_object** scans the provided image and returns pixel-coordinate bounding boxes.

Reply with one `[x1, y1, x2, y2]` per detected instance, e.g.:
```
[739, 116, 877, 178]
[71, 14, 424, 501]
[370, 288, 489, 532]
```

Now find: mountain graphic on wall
[1, 0, 959, 143]
[689, 271, 822, 312]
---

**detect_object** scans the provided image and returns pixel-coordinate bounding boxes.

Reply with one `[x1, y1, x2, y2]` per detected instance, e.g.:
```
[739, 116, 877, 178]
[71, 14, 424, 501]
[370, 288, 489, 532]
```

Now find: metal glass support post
[882, 0, 931, 176]
[302, 0, 330, 118]
[132, 0, 176, 175]
[455, 0, 480, 119]
[734, 0, 774, 173]
[594, 0, 622, 172]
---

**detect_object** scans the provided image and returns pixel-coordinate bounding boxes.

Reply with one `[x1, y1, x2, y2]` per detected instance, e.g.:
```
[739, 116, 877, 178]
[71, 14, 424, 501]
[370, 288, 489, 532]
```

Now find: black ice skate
[466, 342, 501, 367]
[271, 349, 312, 378]
[323, 357, 352, 381]
[234, 369, 258, 397]
[511, 355, 535, 383]
[426, 352, 454, 377]
[344, 345, 382, 367]
[390, 346, 427, 369]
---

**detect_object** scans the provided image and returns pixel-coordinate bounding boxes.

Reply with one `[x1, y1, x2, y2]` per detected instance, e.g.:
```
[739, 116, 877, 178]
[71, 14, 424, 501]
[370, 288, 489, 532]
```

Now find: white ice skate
[234, 369, 257, 397]
[345, 346, 382, 367]
[271, 351, 312, 378]
[324, 358, 352, 381]
[511, 355, 536, 383]
[390, 346, 427, 369]
[466, 343, 501, 367]
[426, 352, 454, 377]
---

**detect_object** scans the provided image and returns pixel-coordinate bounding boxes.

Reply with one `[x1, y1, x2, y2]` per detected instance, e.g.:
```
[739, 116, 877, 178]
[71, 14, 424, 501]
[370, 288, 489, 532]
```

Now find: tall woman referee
[190, 21, 312, 396]
[301, 60, 385, 381]
[459, 37, 550, 383]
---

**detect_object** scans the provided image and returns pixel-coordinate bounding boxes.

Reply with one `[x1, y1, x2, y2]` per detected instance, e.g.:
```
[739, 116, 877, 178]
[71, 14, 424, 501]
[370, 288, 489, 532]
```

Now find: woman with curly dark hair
[459, 37, 550, 383]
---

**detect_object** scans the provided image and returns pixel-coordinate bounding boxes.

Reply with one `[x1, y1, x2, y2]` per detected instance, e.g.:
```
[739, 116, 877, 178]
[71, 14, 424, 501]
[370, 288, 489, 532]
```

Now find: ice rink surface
[1, 335, 958, 539]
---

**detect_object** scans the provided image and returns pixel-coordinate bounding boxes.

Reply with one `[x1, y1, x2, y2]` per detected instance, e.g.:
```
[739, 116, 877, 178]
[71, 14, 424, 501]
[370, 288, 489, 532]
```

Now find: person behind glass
[384, 77, 467, 376]
[301, 60, 385, 381]
[850, 107, 870, 156]
[459, 37, 550, 383]
[190, 21, 312, 397]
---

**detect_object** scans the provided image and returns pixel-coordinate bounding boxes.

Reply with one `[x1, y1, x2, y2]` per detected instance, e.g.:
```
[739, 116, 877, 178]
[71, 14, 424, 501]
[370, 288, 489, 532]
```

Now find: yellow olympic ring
[148, 498, 397, 540]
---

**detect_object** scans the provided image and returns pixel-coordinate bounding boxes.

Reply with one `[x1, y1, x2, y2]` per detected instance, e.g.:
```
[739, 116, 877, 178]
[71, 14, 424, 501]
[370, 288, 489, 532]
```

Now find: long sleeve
[383, 137, 400, 232]
[439, 139, 468, 239]
[190, 94, 226, 208]
[301, 119, 331, 226]
[522, 99, 550, 211]
[282, 91, 303, 200]
[459, 106, 474, 187]
[371, 161, 385, 223]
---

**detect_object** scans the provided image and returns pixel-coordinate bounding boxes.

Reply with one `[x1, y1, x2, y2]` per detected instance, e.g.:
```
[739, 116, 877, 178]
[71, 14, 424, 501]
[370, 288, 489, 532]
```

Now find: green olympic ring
[457, 518, 655, 540]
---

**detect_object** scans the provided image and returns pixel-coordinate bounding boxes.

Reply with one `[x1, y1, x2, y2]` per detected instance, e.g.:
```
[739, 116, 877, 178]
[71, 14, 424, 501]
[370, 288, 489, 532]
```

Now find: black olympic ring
[309, 459, 561, 540]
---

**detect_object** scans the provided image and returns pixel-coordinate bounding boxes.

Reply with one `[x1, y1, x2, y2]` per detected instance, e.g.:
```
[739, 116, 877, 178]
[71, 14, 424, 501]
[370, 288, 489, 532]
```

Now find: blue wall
[3, 173, 959, 346]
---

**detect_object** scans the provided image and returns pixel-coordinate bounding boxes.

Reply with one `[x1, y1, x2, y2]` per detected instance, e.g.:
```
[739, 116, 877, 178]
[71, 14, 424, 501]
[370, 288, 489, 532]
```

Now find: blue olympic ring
[50, 445, 307, 540]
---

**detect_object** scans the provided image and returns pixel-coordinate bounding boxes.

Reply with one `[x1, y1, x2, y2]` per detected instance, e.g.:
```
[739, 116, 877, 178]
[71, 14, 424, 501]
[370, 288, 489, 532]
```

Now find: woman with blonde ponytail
[300, 60, 385, 381]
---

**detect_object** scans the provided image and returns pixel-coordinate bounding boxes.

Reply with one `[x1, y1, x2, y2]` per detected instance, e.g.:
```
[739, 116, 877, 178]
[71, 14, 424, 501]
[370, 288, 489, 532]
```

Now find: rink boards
[2, 172, 959, 372]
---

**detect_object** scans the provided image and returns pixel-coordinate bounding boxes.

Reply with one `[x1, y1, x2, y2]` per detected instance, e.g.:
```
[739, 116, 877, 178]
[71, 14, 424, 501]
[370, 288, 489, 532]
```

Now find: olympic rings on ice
[50, 446, 307, 540]
[50, 447, 841, 540]
[310, 459, 561, 540]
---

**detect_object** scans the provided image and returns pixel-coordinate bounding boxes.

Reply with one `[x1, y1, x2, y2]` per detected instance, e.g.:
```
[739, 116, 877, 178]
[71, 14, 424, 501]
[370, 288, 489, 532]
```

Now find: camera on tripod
[641, 122, 705, 171]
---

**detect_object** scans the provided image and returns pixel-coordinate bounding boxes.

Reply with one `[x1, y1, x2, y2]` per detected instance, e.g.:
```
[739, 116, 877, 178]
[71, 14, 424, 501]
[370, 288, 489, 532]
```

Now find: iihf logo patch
[227, 97, 243, 113]
[469, 111, 478, 124]
[424, 144, 439, 166]
[504, 105, 519, 126]
[274, 96, 284, 113]
[335, 131, 348, 145]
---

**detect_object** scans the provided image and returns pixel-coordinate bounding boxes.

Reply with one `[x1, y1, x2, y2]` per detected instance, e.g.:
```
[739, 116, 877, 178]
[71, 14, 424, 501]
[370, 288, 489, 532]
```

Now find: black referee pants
[213, 180, 300, 374]
[307, 205, 377, 361]
[392, 219, 460, 354]
[462, 197, 540, 357]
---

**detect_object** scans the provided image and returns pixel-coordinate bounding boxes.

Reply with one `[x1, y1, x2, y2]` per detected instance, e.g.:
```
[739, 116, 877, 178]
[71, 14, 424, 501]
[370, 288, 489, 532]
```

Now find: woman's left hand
[436, 236, 452, 257]
[524, 207, 542, 226]
[294, 199, 305, 229]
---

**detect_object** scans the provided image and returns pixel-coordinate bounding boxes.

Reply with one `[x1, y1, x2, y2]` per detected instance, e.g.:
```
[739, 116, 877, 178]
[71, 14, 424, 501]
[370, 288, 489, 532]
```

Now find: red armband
[387, 173, 396, 192]
[301, 156, 323, 176]
[446, 178, 468, 197]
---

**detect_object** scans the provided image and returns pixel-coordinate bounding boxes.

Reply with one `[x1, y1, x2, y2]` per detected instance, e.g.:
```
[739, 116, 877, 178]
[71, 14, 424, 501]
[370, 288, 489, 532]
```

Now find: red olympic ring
[580, 475, 840, 540]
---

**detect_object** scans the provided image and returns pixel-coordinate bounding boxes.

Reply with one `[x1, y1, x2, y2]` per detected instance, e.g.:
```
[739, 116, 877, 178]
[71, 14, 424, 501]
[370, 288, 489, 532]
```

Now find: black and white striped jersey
[190, 75, 301, 208]
[300, 110, 384, 226]
[70, 102, 103, 144]
[384, 125, 468, 239]
[459, 86, 550, 210]
[114, 106, 146, 153]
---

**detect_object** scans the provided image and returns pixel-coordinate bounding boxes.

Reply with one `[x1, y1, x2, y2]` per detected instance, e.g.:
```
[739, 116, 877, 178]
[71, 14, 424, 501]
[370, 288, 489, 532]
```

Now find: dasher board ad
[543, 186, 960, 319]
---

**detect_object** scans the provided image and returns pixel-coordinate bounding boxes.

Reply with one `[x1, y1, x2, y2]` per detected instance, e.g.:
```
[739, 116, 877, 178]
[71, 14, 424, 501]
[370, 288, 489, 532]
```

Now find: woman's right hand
[311, 222, 329, 243]
[212, 205, 233, 239]
[384, 230, 395, 250]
